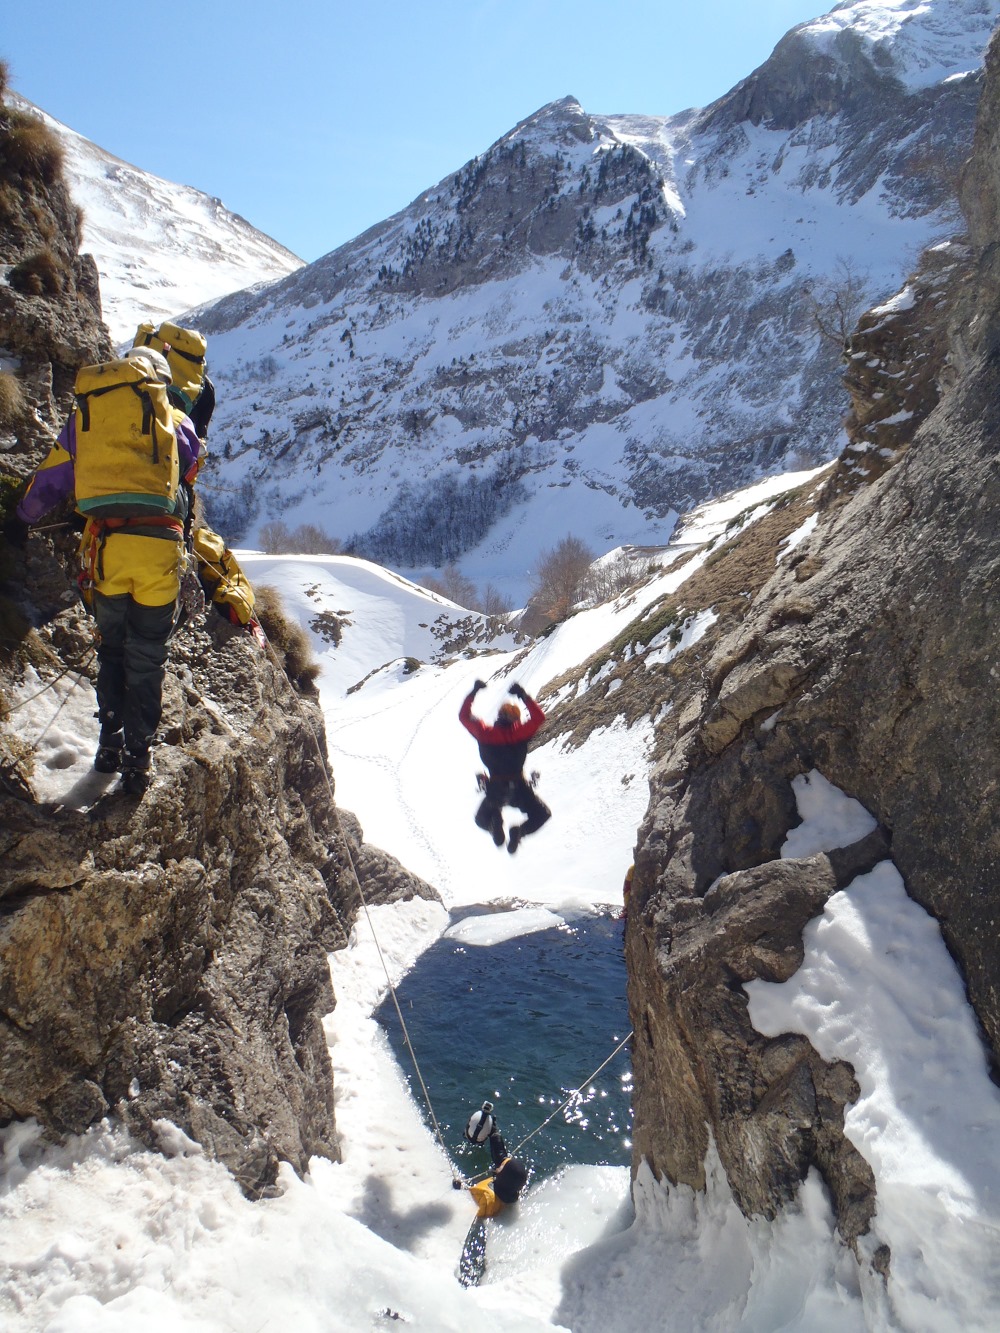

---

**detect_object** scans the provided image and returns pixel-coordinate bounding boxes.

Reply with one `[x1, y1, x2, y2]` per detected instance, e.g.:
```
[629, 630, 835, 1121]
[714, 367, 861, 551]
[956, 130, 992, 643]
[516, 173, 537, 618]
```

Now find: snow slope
[5, 471, 1000, 1329]
[11, 95, 304, 344]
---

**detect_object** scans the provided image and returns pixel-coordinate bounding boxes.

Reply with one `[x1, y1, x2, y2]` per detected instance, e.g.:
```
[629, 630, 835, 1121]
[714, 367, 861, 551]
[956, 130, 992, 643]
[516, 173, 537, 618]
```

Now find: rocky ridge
[599, 12, 1000, 1276]
[187, 0, 998, 598]
[12, 94, 304, 345]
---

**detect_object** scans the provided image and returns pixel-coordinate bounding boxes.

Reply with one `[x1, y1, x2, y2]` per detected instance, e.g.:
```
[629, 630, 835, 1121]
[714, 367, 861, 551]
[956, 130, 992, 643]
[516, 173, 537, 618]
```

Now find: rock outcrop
[0, 80, 110, 462]
[0, 74, 438, 1196]
[626, 17, 1000, 1260]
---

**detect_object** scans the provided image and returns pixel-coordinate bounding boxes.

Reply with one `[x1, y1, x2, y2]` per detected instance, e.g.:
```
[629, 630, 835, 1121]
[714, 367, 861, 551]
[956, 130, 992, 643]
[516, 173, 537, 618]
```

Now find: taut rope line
[510, 1030, 634, 1157]
[462, 1030, 635, 1185]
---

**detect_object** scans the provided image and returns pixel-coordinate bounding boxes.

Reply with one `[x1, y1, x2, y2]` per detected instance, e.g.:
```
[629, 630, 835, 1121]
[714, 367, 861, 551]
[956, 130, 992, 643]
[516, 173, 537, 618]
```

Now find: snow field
[4, 473, 1000, 1328]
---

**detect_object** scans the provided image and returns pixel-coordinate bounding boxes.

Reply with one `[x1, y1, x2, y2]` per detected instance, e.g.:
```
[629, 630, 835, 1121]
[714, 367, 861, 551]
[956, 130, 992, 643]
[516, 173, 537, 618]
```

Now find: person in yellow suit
[5, 346, 203, 795]
[457, 1103, 529, 1285]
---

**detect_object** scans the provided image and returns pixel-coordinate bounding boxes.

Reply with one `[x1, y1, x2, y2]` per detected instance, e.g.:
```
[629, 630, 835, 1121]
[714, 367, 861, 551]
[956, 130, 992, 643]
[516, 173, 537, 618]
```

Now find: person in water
[457, 1103, 529, 1287]
[463, 1103, 529, 1217]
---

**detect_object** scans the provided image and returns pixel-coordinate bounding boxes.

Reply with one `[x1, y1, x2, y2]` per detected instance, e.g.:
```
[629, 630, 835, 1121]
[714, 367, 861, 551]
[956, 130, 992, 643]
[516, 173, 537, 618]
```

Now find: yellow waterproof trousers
[83, 528, 182, 606]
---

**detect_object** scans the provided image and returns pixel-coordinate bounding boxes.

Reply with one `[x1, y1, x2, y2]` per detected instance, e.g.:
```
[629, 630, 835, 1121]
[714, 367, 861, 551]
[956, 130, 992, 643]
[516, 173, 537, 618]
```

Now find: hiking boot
[94, 732, 124, 774]
[489, 810, 505, 847]
[120, 749, 153, 796]
[507, 825, 524, 856]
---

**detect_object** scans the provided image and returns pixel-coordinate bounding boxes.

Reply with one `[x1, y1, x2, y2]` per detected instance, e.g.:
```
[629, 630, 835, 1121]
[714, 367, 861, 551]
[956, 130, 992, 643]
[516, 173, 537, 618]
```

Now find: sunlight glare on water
[376, 908, 633, 1180]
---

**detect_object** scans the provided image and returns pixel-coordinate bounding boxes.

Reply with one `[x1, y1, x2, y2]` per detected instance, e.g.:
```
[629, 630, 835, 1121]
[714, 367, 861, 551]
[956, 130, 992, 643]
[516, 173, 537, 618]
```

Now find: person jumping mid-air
[459, 680, 551, 854]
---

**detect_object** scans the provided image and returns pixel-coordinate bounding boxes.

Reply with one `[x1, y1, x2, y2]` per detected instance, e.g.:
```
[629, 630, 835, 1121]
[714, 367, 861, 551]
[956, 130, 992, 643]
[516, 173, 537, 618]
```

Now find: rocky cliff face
[624, 15, 1000, 1266]
[0, 78, 436, 1196]
[0, 579, 435, 1194]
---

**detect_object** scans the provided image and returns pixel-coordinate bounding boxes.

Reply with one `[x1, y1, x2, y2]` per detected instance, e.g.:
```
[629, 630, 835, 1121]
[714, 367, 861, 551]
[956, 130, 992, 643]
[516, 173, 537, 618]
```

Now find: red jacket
[459, 691, 545, 746]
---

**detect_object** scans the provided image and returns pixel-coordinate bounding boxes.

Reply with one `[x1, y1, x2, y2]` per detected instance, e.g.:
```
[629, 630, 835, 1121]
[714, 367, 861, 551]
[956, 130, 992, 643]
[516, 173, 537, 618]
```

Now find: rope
[508, 1030, 634, 1159]
[459, 1030, 635, 1186]
[252, 622, 460, 1182]
[4, 648, 96, 714]
[25, 662, 92, 748]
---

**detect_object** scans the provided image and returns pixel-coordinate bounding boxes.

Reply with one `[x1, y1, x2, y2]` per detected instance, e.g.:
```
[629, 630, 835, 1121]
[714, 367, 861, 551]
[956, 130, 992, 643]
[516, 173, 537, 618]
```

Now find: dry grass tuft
[2, 109, 65, 185]
[0, 371, 24, 429]
[8, 248, 67, 296]
[255, 585, 321, 695]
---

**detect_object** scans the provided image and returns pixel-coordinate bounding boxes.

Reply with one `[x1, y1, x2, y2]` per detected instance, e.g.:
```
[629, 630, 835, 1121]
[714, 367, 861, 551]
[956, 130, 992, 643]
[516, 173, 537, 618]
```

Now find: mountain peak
[705, 0, 1000, 131]
[13, 95, 304, 342]
[796, 0, 1000, 90]
[502, 95, 594, 147]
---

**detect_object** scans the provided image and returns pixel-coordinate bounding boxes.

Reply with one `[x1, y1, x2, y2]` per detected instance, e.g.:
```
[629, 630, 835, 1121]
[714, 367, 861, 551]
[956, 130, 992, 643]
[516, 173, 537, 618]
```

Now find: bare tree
[259, 520, 341, 554]
[259, 519, 292, 553]
[531, 535, 595, 622]
[808, 258, 872, 354]
[581, 550, 652, 604]
[291, 523, 342, 554]
[479, 582, 514, 617]
[423, 563, 478, 608]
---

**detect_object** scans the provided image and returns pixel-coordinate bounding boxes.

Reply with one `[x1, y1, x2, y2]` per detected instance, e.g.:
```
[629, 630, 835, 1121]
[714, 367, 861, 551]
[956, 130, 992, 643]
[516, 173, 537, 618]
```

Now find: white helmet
[465, 1102, 495, 1144]
[126, 345, 172, 384]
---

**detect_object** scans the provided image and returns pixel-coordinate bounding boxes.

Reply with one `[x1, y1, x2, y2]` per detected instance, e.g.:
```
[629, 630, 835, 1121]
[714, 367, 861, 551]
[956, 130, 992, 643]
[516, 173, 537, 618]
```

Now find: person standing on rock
[3, 345, 202, 796]
[459, 679, 551, 854]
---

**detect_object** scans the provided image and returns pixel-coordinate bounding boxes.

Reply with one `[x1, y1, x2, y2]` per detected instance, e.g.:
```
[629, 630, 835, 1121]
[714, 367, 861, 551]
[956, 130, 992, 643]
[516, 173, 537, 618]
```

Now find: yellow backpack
[133, 321, 208, 414]
[191, 525, 256, 625]
[73, 359, 180, 518]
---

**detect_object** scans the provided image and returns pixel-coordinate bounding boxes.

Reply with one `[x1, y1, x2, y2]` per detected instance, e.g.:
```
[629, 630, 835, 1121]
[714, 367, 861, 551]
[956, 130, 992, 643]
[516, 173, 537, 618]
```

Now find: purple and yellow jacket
[17, 414, 201, 526]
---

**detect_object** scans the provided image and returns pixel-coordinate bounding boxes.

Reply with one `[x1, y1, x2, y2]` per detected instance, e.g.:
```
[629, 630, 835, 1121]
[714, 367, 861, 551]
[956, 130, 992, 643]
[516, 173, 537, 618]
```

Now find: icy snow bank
[747, 770, 1000, 1331]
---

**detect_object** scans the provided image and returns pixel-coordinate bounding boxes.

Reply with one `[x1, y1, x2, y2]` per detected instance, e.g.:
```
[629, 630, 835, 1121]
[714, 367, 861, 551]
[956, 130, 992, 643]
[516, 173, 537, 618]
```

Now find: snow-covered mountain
[11, 96, 304, 344]
[188, 0, 999, 602]
[8, 7, 1000, 1325]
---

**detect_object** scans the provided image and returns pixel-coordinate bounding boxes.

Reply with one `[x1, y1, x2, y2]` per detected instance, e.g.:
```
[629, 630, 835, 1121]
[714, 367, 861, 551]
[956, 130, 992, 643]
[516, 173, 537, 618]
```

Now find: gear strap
[79, 515, 184, 591]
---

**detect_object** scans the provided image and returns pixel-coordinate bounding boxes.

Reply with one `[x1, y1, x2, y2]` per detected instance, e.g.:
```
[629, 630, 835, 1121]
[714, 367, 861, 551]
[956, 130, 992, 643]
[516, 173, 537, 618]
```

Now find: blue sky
[8, 1, 826, 262]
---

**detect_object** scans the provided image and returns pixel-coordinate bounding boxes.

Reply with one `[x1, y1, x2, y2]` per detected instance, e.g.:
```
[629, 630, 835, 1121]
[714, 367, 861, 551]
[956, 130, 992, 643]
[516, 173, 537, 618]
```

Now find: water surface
[376, 907, 633, 1182]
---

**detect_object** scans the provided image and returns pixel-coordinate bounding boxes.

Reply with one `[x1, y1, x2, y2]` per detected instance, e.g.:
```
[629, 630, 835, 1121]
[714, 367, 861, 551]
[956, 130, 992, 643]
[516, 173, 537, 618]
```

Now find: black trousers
[93, 591, 176, 755]
[475, 776, 551, 837]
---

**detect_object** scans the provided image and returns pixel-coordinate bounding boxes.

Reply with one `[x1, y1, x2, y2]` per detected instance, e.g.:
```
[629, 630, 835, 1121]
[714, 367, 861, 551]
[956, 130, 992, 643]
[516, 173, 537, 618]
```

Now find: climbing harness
[77, 515, 185, 609]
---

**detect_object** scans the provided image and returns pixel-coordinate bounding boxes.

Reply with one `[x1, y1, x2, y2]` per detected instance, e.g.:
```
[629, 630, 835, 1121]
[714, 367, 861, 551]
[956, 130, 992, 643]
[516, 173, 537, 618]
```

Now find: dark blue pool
[375, 907, 633, 1182]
